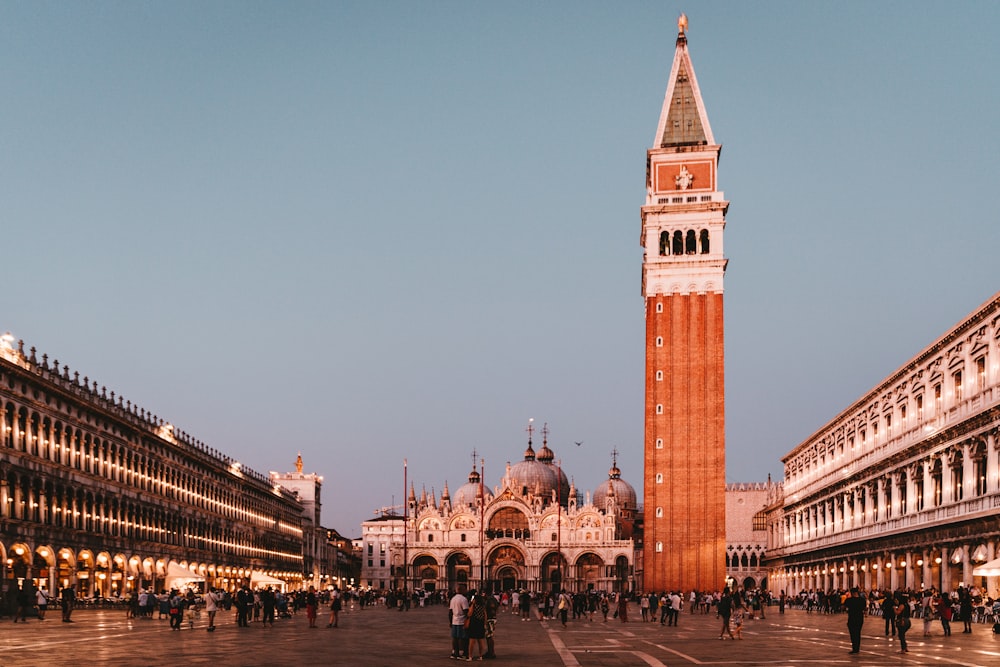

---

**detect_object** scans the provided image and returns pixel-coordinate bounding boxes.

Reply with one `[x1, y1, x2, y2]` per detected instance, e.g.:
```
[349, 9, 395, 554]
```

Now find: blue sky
[3, 2, 998, 535]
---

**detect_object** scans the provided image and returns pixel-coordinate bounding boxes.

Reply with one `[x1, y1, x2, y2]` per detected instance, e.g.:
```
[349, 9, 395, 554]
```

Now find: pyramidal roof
[654, 17, 715, 148]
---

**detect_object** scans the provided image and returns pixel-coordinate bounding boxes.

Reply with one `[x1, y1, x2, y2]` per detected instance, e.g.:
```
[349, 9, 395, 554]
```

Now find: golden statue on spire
[295, 452, 303, 474]
[678, 13, 688, 35]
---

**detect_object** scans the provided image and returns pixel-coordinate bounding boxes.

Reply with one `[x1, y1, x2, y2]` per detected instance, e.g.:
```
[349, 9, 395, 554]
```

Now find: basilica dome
[507, 439, 570, 505]
[592, 458, 637, 510]
[452, 468, 484, 508]
[508, 443, 559, 501]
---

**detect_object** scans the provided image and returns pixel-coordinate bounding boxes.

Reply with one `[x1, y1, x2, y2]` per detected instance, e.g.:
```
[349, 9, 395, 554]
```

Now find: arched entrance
[614, 555, 630, 593]
[540, 552, 567, 594]
[575, 552, 604, 592]
[412, 555, 439, 591]
[446, 552, 472, 592]
[487, 545, 526, 593]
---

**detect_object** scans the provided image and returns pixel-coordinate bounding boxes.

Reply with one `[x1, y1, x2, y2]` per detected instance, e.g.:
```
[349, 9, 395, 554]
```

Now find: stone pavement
[2, 603, 1000, 666]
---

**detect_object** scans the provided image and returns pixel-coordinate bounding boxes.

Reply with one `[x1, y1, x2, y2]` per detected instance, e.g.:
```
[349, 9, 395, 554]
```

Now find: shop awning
[972, 557, 1000, 577]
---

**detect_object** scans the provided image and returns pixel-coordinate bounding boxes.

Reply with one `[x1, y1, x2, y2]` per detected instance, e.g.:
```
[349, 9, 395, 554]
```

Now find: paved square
[2, 604, 1000, 666]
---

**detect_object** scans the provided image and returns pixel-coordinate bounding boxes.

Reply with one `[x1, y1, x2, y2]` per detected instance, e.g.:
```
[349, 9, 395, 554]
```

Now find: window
[934, 383, 942, 408]
[672, 231, 683, 255]
[952, 463, 964, 502]
[655, 303, 663, 313]
[659, 231, 669, 256]
[916, 395, 923, 420]
[975, 456, 987, 495]
[885, 413, 892, 435]
[655, 507, 663, 518]
[655, 438, 663, 449]
[656, 370, 663, 381]
[977, 357, 987, 391]
[685, 229, 697, 254]
[954, 370, 963, 402]
[460, 533, 466, 542]
[427, 534, 433, 542]
[655, 541, 663, 552]
[899, 475, 907, 514]
[656, 404, 663, 414]
[656, 473, 663, 484]
[551, 532, 557, 542]
[699, 229, 710, 254]
[656, 336, 663, 347]
[752, 511, 766, 531]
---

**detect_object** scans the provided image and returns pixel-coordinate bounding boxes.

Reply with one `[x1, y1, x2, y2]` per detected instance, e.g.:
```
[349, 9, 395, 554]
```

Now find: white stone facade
[360, 441, 637, 595]
[765, 291, 1000, 597]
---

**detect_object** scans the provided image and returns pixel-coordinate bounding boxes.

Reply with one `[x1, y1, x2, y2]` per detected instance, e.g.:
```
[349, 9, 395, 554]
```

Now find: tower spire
[654, 14, 714, 149]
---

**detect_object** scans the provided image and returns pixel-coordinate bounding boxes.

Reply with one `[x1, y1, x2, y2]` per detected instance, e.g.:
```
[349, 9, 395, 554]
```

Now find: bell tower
[641, 15, 728, 593]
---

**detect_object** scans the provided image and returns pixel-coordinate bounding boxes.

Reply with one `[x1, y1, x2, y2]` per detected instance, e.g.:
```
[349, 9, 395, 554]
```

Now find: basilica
[360, 426, 638, 595]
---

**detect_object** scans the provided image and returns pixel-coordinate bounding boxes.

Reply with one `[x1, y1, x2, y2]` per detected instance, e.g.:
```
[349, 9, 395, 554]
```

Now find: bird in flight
[575, 441, 583, 447]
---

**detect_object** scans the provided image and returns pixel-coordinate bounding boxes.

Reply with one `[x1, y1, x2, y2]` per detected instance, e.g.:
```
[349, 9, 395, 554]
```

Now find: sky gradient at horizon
[3, 1, 998, 535]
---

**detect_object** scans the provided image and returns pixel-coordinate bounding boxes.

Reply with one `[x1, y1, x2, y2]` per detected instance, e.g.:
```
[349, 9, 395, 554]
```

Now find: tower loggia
[641, 16, 729, 593]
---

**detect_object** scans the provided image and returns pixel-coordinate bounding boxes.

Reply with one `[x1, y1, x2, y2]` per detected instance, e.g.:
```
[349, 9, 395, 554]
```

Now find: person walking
[13, 581, 31, 623]
[466, 591, 488, 660]
[880, 593, 895, 637]
[557, 590, 571, 627]
[35, 587, 50, 621]
[448, 586, 470, 660]
[669, 591, 682, 626]
[168, 589, 184, 630]
[731, 596, 745, 639]
[894, 593, 911, 653]
[717, 588, 735, 640]
[326, 587, 341, 628]
[959, 587, 974, 634]
[204, 587, 222, 632]
[304, 586, 318, 628]
[937, 592, 952, 636]
[261, 587, 276, 627]
[616, 594, 629, 622]
[845, 587, 865, 654]
[483, 592, 499, 659]
[60, 584, 75, 623]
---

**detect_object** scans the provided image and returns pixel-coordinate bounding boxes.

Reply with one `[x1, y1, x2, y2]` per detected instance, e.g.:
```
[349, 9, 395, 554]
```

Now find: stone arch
[446, 552, 472, 591]
[412, 554, 439, 591]
[487, 506, 529, 540]
[574, 552, 604, 591]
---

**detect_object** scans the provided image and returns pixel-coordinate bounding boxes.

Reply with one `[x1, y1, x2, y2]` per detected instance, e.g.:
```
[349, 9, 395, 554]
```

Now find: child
[732, 597, 745, 639]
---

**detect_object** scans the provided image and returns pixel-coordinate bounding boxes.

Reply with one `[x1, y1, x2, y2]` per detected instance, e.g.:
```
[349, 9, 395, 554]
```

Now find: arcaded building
[641, 17, 728, 593]
[725, 481, 781, 591]
[765, 291, 1000, 596]
[360, 427, 637, 594]
[0, 333, 309, 599]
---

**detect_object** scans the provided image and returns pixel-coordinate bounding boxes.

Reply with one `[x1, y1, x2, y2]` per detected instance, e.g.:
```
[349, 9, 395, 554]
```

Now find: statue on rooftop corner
[295, 452, 303, 474]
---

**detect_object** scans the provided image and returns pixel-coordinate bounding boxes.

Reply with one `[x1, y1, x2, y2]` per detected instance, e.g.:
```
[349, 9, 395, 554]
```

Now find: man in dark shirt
[845, 587, 866, 654]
